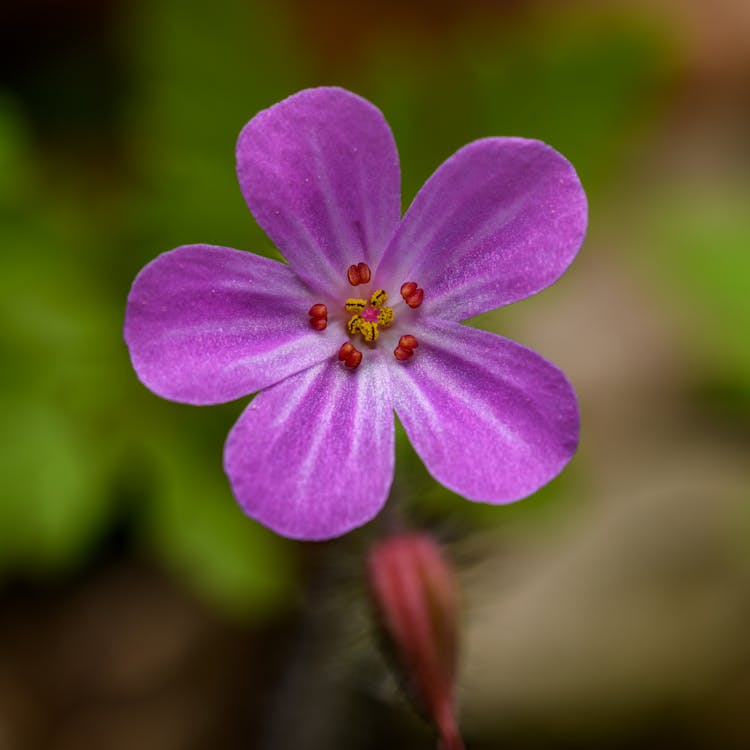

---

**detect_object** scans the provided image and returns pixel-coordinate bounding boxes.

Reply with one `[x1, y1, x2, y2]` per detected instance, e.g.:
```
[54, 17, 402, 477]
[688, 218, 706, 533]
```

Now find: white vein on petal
[309, 132, 352, 277]
[294, 366, 346, 507]
[269, 363, 327, 429]
[228, 334, 332, 381]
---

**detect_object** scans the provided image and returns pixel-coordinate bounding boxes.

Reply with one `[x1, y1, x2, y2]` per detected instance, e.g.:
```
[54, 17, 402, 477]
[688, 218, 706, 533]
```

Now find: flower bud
[367, 533, 464, 750]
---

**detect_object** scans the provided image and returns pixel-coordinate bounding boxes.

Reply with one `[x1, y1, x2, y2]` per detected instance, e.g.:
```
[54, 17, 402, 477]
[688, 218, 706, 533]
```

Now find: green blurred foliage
[0, 1, 690, 615]
[123, 0, 301, 258]
[1, 99, 115, 571]
[0, 1, 300, 616]
[363, 11, 674, 205]
[641, 188, 750, 385]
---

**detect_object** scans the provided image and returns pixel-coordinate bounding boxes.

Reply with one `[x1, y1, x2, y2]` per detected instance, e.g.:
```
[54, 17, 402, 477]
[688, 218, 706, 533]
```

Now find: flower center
[345, 288, 394, 343]
[308, 262, 423, 369]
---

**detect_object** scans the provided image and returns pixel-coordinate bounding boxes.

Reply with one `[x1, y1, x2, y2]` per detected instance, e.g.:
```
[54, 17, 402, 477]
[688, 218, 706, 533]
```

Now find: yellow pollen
[344, 288, 394, 344]
[370, 289, 388, 309]
[358, 320, 378, 342]
[377, 307, 394, 327]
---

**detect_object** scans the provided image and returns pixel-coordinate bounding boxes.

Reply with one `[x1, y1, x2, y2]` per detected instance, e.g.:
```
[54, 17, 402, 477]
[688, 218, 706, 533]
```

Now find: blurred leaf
[638, 187, 750, 382]
[0, 99, 119, 573]
[137, 423, 297, 618]
[125, 0, 303, 262]
[0, 398, 112, 573]
[0, 2, 306, 611]
[102, 0, 310, 615]
[0, 217, 122, 574]
[0, 93, 31, 208]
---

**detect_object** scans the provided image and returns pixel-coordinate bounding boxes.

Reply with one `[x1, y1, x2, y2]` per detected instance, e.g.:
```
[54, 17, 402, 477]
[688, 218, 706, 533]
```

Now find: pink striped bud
[367, 533, 464, 750]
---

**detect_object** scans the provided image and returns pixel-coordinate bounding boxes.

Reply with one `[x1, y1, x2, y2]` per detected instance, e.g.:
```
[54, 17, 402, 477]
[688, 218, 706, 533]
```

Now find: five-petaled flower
[124, 87, 587, 540]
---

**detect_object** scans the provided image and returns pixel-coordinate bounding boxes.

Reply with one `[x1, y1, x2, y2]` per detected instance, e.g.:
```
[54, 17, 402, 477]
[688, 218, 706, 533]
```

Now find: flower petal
[389, 319, 579, 503]
[224, 357, 394, 540]
[237, 87, 401, 295]
[377, 138, 587, 320]
[125, 244, 335, 405]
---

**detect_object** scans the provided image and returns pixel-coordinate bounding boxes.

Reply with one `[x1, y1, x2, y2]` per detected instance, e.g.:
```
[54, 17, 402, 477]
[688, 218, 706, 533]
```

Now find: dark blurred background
[1, 0, 749, 748]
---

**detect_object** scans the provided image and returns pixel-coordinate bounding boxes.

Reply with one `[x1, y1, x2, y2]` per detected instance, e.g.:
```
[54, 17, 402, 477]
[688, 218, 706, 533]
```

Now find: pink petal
[377, 138, 587, 320]
[237, 87, 401, 296]
[224, 357, 394, 540]
[389, 318, 579, 503]
[125, 244, 335, 405]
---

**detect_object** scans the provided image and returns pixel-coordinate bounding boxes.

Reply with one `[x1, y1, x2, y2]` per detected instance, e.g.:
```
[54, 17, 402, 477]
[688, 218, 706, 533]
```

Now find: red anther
[400, 281, 417, 298]
[308, 303, 327, 319]
[339, 342, 362, 368]
[394, 346, 413, 361]
[401, 282, 424, 308]
[394, 335, 418, 361]
[345, 349, 363, 369]
[309, 302, 328, 331]
[357, 262, 371, 284]
[406, 288, 424, 308]
[338, 342, 355, 361]
[398, 334, 419, 351]
[348, 262, 372, 286]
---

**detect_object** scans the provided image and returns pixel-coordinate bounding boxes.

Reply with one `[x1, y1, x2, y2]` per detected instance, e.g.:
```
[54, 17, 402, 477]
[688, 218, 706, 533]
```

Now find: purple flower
[124, 87, 587, 541]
